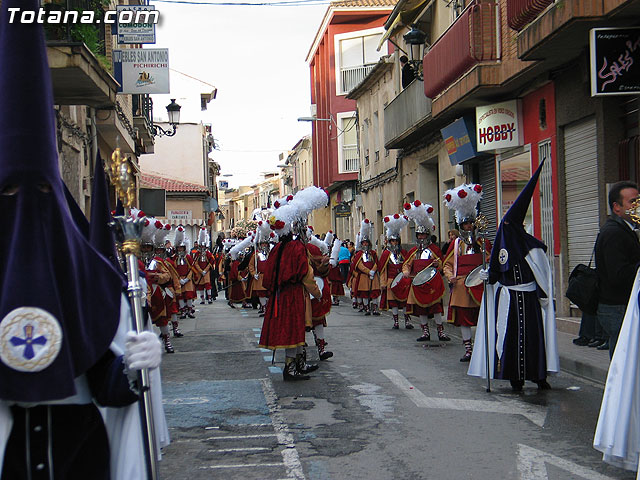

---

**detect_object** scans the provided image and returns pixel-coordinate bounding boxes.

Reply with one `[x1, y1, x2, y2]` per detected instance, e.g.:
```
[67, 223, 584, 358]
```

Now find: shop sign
[440, 117, 477, 165]
[590, 27, 640, 96]
[116, 5, 157, 44]
[475, 100, 523, 152]
[335, 202, 351, 218]
[168, 210, 192, 221]
[113, 48, 169, 94]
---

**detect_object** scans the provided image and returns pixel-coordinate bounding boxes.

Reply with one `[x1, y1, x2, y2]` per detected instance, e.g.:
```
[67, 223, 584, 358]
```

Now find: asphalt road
[158, 296, 635, 480]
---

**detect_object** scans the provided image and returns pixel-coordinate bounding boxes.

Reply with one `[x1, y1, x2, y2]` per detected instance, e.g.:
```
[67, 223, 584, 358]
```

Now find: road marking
[261, 378, 306, 479]
[517, 444, 616, 480]
[204, 426, 220, 430]
[199, 462, 284, 470]
[381, 369, 547, 427]
[253, 328, 262, 332]
[269, 366, 282, 374]
[259, 348, 271, 353]
[264, 355, 274, 362]
[206, 434, 277, 440]
[254, 334, 261, 338]
[208, 447, 271, 453]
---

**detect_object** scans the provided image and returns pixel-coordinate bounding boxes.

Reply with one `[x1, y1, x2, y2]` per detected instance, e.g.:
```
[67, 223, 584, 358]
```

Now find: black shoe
[319, 351, 333, 360]
[572, 336, 591, 346]
[597, 340, 610, 351]
[299, 363, 319, 374]
[588, 339, 606, 348]
[405, 323, 414, 330]
[200, 300, 205, 305]
[187, 312, 196, 319]
[227, 301, 236, 309]
[535, 379, 551, 390]
[416, 335, 430, 342]
[392, 324, 399, 330]
[510, 379, 524, 392]
[283, 362, 310, 381]
[460, 352, 472, 362]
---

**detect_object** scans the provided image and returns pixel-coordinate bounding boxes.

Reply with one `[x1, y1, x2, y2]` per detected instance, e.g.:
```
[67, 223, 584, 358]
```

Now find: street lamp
[403, 24, 427, 81]
[150, 99, 182, 137]
[297, 116, 331, 122]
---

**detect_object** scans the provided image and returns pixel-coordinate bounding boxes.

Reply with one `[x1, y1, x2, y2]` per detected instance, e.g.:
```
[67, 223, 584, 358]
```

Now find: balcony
[384, 79, 432, 149]
[507, 0, 553, 31]
[340, 64, 376, 95]
[516, 0, 640, 63]
[44, 1, 116, 107]
[341, 145, 359, 173]
[423, 1, 499, 100]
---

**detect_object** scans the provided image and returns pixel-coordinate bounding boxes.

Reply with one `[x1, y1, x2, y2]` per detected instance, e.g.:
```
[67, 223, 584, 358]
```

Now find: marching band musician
[159, 227, 184, 342]
[194, 227, 214, 305]
[352, 220, 381, 316]
[402, 201, 450, 342]
[249, 221, 273, 316]
[325, 231, 345, 306]
[442, 184, 491, 362]
[172, 226, 197, 319]
[258, 189, 325, 381]
[378, 214, 412, 330]
[307, 228, 334, 361]
[228, 235, 255, 308]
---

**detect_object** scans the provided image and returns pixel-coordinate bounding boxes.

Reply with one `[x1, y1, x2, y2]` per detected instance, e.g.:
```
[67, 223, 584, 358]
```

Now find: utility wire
[151, 0, 330, 6]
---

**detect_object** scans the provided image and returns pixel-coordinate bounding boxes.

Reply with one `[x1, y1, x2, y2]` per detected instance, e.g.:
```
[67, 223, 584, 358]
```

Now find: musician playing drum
[402, 201, 450, 342]
[442, 184, 491, 362]
[379, 214, 412, 330]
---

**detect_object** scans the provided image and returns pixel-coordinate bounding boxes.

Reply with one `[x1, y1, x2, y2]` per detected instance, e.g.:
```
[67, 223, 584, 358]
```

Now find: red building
[306, 0, 396, 239]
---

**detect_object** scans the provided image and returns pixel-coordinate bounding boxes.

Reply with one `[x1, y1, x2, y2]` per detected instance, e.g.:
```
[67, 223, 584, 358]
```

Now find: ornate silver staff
[475, 214, 492, 393]
[108, 148, 159, 480]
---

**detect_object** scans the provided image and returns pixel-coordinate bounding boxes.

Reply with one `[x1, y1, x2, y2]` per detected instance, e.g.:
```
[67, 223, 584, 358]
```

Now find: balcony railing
[507, 0, 554, 31]
[423, 1, 499, 99]
[384, 78, 432, 148]
[342, 145, 359, 173]
[133, 95, 154, 126]
[341, 64, 376, 94]
[44, 0, 107, 58]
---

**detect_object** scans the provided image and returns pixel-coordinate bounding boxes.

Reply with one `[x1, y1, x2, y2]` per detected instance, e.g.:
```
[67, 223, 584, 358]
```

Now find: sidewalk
[556, 330, 611, 385]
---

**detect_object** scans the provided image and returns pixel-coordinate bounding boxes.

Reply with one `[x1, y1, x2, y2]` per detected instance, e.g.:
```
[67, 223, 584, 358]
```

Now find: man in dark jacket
[595, 181, 640, 358]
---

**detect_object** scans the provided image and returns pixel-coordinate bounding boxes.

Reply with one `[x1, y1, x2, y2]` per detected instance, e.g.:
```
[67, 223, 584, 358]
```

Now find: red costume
[258, 239, 320, 350]
[306, 243, 332, 327]
[228, 259, 248, 303]
[378, 248, 410, 310]
[402, 243, 445, 316]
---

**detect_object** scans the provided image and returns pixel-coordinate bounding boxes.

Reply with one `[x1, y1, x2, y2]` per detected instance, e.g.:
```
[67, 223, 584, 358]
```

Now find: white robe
[468, 247, 559, 379]
[0, 294, 170, 480]
[593, 268, 640, 472]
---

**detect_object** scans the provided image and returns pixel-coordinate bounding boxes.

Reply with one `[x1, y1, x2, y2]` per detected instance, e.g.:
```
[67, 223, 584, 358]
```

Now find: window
[372, 111, 379, 161]
[498, 150, 533, 233]
[338, 112, 359, 173]
[335, 28, 387, 95]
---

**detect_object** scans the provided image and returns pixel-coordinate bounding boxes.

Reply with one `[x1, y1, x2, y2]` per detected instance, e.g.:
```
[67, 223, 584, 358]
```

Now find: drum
[464, 265, 486, 305]
[390, 272, 410, 301]
[411, 267, 445, 307]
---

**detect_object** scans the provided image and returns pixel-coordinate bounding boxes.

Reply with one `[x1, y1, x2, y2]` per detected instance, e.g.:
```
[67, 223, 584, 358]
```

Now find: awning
[377, 0, 433, 51]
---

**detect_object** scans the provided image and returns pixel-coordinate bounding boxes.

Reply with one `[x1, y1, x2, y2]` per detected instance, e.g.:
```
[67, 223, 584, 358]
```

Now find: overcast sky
[149, 0, 328, 188]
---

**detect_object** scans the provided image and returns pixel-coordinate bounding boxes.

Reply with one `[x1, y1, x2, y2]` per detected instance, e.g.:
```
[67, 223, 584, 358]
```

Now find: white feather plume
[309, 235, 329, 254]
[324, 231, 334, 248]
[360, 219, 373, 242]
[383, 213, 408, 239]
[330, 237, 341, 264]
[292, 186, 328, 219]
[443, 184, 482, 225]
[230, 231, 255, 260]
[174, 226, 185, 247]
[403, 201, 436, 232]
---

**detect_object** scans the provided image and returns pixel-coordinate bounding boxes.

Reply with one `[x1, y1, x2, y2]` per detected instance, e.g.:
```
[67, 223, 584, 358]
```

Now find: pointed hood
[89, 151, 121, 272]
[489, 159, 547, 279]
[0, 4, 125, 403]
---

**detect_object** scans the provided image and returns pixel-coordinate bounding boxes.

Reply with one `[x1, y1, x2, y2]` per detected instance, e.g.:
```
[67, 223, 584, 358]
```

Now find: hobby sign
[475, 100, 524, 152]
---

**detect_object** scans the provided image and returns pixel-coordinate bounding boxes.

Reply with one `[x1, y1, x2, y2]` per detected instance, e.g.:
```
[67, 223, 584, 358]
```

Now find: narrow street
[158, 297, 634, 480]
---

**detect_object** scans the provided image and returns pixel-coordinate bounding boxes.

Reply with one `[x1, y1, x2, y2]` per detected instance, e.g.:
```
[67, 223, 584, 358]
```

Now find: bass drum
[390, 272, 410, 301]
[411, 267, 445, 307]
[464, 265, 485, 305]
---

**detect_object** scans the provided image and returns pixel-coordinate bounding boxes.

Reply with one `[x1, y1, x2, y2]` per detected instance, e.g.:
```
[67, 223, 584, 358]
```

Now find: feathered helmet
[324, 230, 335, 248]
[139, 215, 156, 247]
[383, 213, 409, 241]
[222, 238, 239, 252]
[273, 193, 294, 209]
[230, 231, 255, 260]
[153, 220, 172, 248]
[309, 234, 329, 254]
[291, 186, 329, 237]
[443, 184, 482, 226]
[359, 218, 373, 244]
[197, 227, 209, 249]
[330, 236, 341, 264]
[403, 200, 436, 234]
[255, 219, 272, 244]
[174, 225, 188, 248]
[268, 202, 298, 237]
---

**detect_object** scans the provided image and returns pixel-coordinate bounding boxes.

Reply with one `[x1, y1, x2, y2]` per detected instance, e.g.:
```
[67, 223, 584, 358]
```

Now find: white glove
[369, 270, 376, 279]
[254, 274, 260, 280]
[124, 331, 162, 372]
[478, 268, 489, 281]
[180, 278, 189, 286]
[164, 288, 174, 299]
[241, 276, 248, 282]
[329, 259, 337, 267]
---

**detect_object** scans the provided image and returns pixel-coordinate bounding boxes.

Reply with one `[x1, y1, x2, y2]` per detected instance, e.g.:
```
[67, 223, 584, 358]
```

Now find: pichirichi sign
[475, 100, 523, 152]
[112, 48, 169, 94]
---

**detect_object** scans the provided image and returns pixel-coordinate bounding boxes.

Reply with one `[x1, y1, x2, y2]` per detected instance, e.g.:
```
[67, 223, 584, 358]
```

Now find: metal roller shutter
[479, 158, 498, 241]
[564, 117, 599, 274]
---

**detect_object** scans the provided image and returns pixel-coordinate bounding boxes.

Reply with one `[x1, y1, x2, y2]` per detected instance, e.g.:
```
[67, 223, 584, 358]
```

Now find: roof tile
[140, 172, 208, 193]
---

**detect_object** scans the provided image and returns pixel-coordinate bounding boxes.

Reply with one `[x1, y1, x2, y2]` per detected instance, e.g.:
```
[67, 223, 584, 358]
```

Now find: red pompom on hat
[393, 213, 400, 219]
[274, 201, 280, 208]
[164, 224, 171, 230]
[427, 206, 434, 214]
[403, 202, 411, 210]
[137, 210, 146, 218]
[286, 194, 294, 201]
[384, 216, 390, 223]
[474, 184, 482, 193]
[445, 194, 452, 202]
[154, 220, 163, 229]
[364, 218, 370, 223]
[270, 232, 275, 238]
[458, 189, 467, 199]
[275, 220, 285, 230]
[414, 200, 422, 207]
[143, 219, 150, 226]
